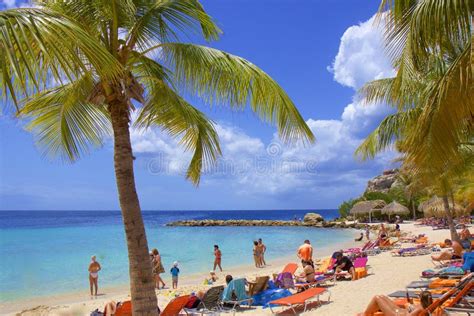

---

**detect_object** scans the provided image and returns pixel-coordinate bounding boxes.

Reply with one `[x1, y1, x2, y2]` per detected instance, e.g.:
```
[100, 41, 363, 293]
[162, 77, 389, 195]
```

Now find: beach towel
[251, 288, 292, 307]
[275, 272, 294, 289]
[353, 257, 368, 268]
[222, 278, 250, 302]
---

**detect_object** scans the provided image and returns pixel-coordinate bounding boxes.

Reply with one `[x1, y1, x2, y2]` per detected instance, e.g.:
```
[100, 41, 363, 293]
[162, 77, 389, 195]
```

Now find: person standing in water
[88, 255, 101, 296]
[258, 238, 267, 266]
[213, 245, 222, 272]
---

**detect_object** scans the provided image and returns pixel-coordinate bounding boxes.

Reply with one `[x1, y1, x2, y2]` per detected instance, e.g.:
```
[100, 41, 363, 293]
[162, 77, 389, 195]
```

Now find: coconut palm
[0, 1, 314, 314]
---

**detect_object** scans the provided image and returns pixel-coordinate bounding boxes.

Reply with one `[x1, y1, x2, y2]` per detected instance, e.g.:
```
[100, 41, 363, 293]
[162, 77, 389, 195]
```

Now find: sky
[0, 0, 398, 211]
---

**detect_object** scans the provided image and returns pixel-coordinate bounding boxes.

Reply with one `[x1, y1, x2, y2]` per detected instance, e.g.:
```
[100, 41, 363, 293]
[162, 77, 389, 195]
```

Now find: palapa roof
[418, 196, 465, 218]
[350, 200, 386, 215]
[382, 201, 409, 215]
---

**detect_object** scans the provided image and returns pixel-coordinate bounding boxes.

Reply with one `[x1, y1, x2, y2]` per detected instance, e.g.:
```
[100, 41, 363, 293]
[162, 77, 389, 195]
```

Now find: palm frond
[406, 45, 473, 168]
[134, 62, 221, 184]
[127, 0, 221, 52]
[355, 107, 421, 160]
[20, 74, 111, 161]
[0, 8, 123, 110]
[158, 43, 315, 144]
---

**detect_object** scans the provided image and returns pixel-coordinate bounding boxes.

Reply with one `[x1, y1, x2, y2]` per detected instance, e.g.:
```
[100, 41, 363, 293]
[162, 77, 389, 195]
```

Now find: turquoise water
[0, 210, 353, 302]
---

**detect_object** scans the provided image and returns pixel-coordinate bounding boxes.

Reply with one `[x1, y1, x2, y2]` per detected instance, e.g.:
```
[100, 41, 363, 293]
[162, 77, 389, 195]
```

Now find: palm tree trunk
[411, 199, 416, 221]
[442, 195, 460, 243]
[110, 100, 159, 315]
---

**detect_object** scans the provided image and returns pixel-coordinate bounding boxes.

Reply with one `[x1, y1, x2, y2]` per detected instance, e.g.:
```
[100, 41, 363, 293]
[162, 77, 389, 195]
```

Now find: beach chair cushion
[269, 287, 327, 306]
[428, 278, 458, 289]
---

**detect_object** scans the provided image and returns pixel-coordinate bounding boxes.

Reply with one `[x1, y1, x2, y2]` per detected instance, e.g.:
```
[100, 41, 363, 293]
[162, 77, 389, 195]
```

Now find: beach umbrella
[350, 200, 386, 223]
[382, 201, 409, 220]
[418, 196, 466, 218]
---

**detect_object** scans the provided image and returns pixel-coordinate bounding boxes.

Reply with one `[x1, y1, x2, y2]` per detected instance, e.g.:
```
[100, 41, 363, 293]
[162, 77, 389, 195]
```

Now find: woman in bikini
[151, 248, 166, 289]
[88, 255, 101, 296]
[253, 241, 262, 268]
[296, 260, 315, 283]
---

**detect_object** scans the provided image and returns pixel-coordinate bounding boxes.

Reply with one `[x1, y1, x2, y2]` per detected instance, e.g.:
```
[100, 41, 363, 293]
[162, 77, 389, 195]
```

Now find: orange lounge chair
[268, 287, 329, 314]
[115, 301, 132, 316]
[274, 263, 299, 281]
[282, 263, 299, 274]
[161, 295, 191, 316]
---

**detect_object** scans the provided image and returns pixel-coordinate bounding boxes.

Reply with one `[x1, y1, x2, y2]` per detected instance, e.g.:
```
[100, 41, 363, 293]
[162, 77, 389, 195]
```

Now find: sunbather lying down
[431, 239, 463, 261]
[359, 291, 432, 316]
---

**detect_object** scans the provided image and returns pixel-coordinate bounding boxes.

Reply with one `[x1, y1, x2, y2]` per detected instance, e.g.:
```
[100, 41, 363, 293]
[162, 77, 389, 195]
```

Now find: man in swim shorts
[335, 252, 355, 280]
[431, 239, 464, 261]
[297, 240, 313, 264]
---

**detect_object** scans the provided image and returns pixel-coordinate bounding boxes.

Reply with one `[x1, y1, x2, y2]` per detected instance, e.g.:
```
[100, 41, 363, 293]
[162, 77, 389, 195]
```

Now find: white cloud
[127, 14, 398, 205]
[328, 14, 395, 90]
[2, 0, 17, 8]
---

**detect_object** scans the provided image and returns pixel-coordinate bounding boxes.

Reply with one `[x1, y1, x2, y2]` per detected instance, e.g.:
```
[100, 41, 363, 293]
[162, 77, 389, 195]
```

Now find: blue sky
[0, 0, 397, 210]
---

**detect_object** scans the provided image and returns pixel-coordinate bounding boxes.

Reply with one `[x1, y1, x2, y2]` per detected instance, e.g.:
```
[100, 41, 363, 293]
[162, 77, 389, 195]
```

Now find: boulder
[303, 213, 324, 224]
[366, 169, 399, 193]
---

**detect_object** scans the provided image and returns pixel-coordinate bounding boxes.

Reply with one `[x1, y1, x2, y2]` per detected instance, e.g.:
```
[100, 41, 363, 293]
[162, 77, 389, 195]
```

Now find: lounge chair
[281, 263, 299, 275]
[220, 278, 253, 313]
[161, 295, 191, 316]
[268, 287, 330, 314]
[248, 276, 269, 296]
[113, 301, 132, 316]
[184, 285, 224, 315]
[294, 274, 335, 290]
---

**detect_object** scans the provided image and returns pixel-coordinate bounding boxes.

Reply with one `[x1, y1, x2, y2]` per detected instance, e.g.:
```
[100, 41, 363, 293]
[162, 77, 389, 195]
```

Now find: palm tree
[0, 1, 314, 314]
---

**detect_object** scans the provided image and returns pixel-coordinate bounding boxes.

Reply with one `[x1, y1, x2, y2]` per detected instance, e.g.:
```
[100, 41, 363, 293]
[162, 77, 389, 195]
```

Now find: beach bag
[275, 272, 294, 289]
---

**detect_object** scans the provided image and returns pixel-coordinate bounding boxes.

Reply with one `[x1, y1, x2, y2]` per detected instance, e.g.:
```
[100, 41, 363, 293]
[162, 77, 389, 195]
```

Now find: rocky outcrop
[166, 216, 370, 230]
[365, 169, 399, 193]
[303, 213, 324, 224]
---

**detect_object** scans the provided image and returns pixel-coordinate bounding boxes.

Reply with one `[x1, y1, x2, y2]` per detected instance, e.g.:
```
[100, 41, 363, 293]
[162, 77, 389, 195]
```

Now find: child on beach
[170, 262, 180, 289]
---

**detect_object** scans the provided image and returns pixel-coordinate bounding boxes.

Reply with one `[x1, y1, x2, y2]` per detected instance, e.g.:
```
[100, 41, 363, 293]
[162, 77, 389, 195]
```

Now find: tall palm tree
[0, 1, 314, 314]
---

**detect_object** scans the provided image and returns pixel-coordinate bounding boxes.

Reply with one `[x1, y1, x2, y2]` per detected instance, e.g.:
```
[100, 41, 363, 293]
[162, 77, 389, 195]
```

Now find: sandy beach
[3, 222, 456, 316]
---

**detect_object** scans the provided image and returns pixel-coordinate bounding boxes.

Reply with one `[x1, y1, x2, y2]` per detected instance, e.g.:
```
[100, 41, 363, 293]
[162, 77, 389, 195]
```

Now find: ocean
[0, 210, 354, 302]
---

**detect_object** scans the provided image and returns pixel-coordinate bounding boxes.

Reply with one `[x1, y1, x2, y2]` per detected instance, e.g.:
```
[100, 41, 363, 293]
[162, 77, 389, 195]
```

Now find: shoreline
[4, 222, 456, 315]
[1, 234, 359, 314]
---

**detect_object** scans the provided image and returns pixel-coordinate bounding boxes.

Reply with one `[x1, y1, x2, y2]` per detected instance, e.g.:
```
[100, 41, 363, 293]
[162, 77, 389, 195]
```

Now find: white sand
[5, 222, 455, 316]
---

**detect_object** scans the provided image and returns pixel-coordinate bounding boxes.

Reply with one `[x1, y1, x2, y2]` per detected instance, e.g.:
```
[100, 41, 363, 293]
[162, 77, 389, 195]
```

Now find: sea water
[0, 210, 354, 302]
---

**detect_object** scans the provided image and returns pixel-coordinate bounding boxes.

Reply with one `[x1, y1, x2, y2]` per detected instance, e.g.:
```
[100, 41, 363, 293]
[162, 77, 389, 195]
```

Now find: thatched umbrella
[350, 200, 386, 222]
[419, 196, 466, 218]
[382, 201, 409, 220]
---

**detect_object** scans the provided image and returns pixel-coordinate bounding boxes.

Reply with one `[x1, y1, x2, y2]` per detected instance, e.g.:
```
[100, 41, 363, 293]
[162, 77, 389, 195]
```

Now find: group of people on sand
[431, 225, 472, 262]
[359, 223, 474, 316]
[252, 238, 267, 268]
[296, 239, 357, 281]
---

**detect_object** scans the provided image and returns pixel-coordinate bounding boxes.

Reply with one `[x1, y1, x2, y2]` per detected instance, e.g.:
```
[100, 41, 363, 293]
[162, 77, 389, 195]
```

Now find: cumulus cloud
[128, 13, 398, 205]
[328, 14, 395, 90]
